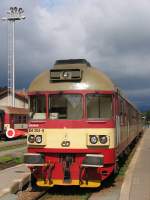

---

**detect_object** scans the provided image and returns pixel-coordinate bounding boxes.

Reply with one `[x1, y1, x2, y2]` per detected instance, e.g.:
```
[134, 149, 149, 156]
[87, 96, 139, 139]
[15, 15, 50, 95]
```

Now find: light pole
[1, 7, 25, 107]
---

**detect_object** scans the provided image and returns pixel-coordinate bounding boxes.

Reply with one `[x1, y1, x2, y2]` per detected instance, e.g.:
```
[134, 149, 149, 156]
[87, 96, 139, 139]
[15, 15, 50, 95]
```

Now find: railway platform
[119, 128, 150, 200]
[90, 128, 150, 200]
[0, 164, 30, 198]
[0, 129, 150, 199]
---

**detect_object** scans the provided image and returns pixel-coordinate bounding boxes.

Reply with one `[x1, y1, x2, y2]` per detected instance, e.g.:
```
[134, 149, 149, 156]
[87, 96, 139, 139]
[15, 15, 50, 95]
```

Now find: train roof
[0, 106, 29, 115]
[29, 59, 117, 92]
[28, 59, 140, 112]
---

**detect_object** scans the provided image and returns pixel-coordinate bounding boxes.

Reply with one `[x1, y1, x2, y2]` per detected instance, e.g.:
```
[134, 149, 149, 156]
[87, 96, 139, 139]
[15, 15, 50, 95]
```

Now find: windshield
[49, 94, 82, 120]
[30, 95, 46, 119]
[86, 94, 112, 119]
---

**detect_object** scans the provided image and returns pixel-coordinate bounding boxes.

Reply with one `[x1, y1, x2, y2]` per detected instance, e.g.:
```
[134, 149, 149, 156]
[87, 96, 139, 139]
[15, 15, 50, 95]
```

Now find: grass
[0, 153, 24, 170]
[0, 155, 14, 163]
[0, 144, 25, 165]
[14, 156, 24, 164]
[0, 142, 25, 170]
[0, 154, 23, 164]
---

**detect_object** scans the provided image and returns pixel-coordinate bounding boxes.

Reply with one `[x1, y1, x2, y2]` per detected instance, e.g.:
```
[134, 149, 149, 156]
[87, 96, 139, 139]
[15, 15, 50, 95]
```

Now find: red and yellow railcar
[25, 59, 143, 188]
[0, 106, 28, 139]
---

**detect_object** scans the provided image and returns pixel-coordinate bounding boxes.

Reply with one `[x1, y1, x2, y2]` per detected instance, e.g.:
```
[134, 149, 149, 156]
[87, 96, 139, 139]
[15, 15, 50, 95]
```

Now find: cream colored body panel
[28, 128, 115, 149]
[29, 65, 116, 92]
[14, 124, 28, 129]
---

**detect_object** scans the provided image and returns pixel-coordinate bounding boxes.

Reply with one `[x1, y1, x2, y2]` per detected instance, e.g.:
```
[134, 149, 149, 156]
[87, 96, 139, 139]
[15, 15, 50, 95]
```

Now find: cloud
[0, 0, 150, 110]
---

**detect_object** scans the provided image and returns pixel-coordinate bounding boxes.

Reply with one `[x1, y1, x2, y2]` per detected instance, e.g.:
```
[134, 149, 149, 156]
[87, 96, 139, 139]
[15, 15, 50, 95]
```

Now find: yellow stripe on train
[37, 179, 101, 188]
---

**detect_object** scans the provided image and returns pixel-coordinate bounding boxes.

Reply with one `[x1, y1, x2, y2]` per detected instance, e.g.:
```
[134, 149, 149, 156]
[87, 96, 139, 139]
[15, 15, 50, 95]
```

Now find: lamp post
[1, 7, 25, 107]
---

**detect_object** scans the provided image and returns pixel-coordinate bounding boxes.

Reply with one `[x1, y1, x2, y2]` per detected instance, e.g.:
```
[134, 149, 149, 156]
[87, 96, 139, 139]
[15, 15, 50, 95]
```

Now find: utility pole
[1, 7, 25, 107]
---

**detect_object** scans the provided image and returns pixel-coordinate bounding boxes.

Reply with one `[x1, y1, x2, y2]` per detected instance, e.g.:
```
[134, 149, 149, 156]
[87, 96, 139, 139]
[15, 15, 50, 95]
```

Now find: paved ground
[90, 128, 149, 200]
[89, 185, 121, 200]
[0, 164, 30, 198]
[119, 128, 150, 200]
[0, 194, 17, 200]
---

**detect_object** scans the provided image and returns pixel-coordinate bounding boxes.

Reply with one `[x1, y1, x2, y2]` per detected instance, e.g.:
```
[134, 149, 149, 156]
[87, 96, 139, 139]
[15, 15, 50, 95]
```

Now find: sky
[0, 0, 150, 111]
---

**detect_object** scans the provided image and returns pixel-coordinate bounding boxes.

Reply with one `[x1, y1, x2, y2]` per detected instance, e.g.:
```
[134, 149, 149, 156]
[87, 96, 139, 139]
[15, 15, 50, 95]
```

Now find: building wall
[0, 95, 28, 108]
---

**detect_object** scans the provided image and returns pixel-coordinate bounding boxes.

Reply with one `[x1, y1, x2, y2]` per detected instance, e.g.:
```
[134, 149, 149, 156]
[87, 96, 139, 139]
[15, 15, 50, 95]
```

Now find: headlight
[28, 135, 35, 143]
[35, 135, 42, 144]
[99, 135, 108, 144]
[89, 135, 98, 144]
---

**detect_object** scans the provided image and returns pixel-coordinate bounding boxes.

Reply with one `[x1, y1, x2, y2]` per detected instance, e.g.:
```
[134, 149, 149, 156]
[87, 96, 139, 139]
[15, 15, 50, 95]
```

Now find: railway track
[0, 138, 26, 148]
[17, 187, 91, 200]
[17, 190, 46, 200]
[38, 188, 91, 200]
[15, 169, 124, 200]
[16, 170, 122, 200]
[16, 177, 121, 200]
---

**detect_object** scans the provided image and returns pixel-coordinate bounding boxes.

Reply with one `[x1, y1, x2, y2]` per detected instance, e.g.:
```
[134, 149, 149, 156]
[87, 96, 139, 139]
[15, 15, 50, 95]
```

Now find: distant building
[0, 89, 28, 108]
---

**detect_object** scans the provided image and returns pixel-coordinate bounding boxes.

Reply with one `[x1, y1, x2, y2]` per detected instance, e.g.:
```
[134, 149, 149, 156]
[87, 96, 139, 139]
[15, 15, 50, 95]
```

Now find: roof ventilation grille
[54, 59, 91, 67]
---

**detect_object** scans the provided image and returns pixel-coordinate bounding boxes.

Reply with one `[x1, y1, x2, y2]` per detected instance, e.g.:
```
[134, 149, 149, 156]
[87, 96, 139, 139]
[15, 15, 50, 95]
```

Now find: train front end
[25, 59, 117, 188]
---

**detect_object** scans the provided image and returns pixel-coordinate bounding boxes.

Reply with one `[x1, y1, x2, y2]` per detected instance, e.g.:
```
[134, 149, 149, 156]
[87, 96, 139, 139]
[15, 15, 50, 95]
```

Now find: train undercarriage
[25, 151, 115, 188]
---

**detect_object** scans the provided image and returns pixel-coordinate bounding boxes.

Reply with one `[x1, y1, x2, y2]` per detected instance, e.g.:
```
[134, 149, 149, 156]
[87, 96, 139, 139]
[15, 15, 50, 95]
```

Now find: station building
[0, 88, 28, 108]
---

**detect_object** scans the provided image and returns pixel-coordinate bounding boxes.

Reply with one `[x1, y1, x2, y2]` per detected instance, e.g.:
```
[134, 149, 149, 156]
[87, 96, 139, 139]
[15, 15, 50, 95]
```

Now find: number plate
[28, 128, 44, 133]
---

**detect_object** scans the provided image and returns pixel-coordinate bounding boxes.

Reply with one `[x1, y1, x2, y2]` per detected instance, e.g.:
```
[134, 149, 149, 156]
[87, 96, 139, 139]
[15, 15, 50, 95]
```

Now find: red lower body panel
[28, 148, 116, 184]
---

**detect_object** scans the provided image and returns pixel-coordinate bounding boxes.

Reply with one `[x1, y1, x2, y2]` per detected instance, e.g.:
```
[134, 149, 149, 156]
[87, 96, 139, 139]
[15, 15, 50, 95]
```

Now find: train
[0, 106, 28, 139]
[24, 59, 143, 188]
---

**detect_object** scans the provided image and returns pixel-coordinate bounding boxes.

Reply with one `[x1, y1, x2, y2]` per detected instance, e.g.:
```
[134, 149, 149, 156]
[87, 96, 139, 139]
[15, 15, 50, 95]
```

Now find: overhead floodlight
[18, 8, 24, 14]
[10, 7, 14, 13]
[21, 15, 26, 20]
[14, 7, 18, 12]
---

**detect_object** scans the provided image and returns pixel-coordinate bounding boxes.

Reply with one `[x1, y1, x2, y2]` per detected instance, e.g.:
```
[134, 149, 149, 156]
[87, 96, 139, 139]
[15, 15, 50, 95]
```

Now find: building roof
[0, 106, 28, 114]
[0, 89, 28, 102]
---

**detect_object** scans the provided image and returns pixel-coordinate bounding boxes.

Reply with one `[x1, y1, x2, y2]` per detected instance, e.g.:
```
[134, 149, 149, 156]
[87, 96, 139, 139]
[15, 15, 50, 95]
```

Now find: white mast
[1, 7, 25, 107]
